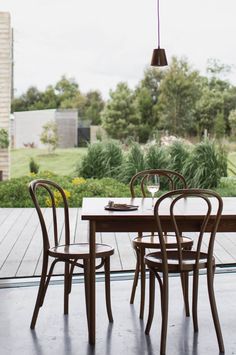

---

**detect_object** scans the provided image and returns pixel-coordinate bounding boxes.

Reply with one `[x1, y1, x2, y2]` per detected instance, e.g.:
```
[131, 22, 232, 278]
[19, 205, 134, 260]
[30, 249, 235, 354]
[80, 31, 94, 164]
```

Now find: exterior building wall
[0, 12, 12, 180]
[14, 109, 56, 148]
[13, 109, 78, 149]
[55, 109, 77, 148]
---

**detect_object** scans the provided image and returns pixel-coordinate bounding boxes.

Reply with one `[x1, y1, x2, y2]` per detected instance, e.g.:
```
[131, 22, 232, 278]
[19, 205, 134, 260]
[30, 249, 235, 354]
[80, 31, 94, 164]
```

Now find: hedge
[0, 171, 131, 208]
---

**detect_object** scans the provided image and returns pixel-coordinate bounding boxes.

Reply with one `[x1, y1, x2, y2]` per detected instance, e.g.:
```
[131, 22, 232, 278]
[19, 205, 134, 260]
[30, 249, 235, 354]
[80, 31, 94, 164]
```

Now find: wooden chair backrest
[129, 169, 187, 198]
[29, 179, 70, 251]
[153, 188, 223, 270]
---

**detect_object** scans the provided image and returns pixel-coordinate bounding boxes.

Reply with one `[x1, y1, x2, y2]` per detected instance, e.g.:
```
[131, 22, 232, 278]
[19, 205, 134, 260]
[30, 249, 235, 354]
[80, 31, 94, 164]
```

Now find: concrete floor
[0, 272, 236, 355]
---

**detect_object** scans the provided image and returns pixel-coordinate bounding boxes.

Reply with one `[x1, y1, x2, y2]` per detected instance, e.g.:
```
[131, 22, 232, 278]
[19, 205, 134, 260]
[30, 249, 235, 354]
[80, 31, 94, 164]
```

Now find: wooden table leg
[89, 220, 96, 344]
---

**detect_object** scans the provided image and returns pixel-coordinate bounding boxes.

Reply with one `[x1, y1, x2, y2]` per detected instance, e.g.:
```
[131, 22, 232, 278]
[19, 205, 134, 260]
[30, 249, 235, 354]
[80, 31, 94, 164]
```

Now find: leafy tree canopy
[11, 76, 105, 125]
[101, 82, 140, 141]
[11, 58, 236, 141]
[157, 56, 202, 136]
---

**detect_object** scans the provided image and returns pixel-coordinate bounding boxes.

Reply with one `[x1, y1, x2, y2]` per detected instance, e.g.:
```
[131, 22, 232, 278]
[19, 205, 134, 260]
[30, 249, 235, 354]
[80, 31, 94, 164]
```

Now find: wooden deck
[0, 208, 236, 279]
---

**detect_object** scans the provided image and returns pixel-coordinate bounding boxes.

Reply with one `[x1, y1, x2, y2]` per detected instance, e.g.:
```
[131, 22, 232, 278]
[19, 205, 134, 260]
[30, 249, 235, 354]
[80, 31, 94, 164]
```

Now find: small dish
[104, 203, 138, 211]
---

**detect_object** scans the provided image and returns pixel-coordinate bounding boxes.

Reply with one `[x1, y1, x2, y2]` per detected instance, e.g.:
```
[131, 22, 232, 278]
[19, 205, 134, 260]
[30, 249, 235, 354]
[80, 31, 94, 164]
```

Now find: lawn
[11, 148, 87, 178]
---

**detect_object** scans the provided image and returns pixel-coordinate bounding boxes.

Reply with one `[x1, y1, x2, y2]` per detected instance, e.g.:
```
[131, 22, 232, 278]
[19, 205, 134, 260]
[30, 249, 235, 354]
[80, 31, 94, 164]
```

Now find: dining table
[81, 196, 236, 344]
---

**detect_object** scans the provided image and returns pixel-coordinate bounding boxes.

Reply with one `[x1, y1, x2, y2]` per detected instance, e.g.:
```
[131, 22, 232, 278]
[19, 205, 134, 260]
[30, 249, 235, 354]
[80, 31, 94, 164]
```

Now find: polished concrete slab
[0, 272, 236, 355]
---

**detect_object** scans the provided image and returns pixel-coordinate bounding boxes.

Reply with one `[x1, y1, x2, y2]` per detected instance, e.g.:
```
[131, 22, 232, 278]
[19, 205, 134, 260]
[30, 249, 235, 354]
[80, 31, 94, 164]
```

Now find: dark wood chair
[29, 179, 114, 330]
[129, 169, 193, 319]
[145, 189, 225, 355]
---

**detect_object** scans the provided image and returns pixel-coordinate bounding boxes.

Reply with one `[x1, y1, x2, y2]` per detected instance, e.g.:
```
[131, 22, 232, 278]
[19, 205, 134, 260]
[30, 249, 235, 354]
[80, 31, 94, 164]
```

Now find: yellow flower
[45, 197, 52, 207]
[45, 189, 71, 207]
[63, 189, 71, 199]
[72, 177, 86, 185]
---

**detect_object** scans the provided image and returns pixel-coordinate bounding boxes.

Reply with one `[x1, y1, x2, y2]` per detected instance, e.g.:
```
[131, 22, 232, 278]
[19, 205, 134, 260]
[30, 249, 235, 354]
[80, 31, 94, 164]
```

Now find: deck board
[16, 209, 49, 277]
[0, 208, 236, 279]
[0, 208, 38, 277]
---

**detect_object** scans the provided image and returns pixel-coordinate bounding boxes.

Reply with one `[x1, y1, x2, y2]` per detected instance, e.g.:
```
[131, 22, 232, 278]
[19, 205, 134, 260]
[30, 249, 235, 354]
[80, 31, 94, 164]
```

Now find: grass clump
[145, 145, 170, 170]
[119, 143, 145, 183]
[168, 140, 190, 174]
[77, 141, 123, 179]
[183, 139, 227, 188]
[29, 158, 40, 174]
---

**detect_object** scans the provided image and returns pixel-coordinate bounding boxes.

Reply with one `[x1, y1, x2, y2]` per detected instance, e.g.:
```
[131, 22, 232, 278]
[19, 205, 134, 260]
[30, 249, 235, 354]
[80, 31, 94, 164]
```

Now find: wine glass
[146, 174, 160, 207]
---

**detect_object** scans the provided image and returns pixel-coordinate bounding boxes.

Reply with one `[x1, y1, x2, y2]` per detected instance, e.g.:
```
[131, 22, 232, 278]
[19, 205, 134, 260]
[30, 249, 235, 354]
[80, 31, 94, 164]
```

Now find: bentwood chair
[129, 169, 193, 319]
[145, 189, 225, 355]
[29, 179, 114, 330]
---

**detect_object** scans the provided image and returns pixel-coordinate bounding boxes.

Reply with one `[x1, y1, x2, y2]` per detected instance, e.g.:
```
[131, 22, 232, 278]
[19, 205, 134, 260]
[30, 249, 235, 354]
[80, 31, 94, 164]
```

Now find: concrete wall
[55, 109, 77, 148]
[0, 12, 11, 179]
[14, 109, 56, 148]
[13, 109, 78, 149]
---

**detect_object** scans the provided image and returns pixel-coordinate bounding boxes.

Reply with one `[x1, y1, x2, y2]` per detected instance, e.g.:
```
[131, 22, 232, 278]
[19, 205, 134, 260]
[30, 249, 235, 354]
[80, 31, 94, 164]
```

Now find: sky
[1, 0, 236, 99]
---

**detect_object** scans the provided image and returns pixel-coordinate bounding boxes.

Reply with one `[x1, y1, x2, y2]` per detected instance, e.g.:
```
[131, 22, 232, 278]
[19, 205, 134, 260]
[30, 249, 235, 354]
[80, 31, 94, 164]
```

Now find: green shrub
[183, 139, 227, 188]
[119, 143, 145, 183]
[217, 177, 236, 196]
[168, 141, 190, 174]
[0, 172, 130, 207]
[29, 158, 40, 174]
[102, 141, 123, 177]
[77, 141, 123, 179]
[77, 142, 105, 179]
[0, 129, 9, 149]
[145, 144, 170, 170]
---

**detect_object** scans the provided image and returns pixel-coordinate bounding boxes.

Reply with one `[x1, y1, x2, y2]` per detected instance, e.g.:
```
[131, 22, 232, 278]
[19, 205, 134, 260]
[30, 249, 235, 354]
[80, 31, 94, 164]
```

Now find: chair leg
[39, 258, 59, 307]
[145, 270, 155, 335]
[160, 271, 169, 355]
[68, 262, 76, 294]
[30, 254, 49, 329]
[104, 257, 113, 322]
[139, 247, 146, 319]
[181, 272, 190, 317]
[64, 262, 70, 314]
[207, 265, 225, 353]
[192, 269, 199, 332]
[84, 259, 90, 330]
[130, 247, 140, 304]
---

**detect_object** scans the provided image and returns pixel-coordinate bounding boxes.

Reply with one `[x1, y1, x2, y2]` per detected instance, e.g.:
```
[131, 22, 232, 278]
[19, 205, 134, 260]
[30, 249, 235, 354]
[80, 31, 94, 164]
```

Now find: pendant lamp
[151, 0, 168, 67]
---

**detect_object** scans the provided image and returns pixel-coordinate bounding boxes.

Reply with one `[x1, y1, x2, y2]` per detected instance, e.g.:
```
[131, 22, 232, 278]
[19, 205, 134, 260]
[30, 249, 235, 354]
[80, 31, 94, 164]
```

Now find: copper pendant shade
[151, 0, 168, 67]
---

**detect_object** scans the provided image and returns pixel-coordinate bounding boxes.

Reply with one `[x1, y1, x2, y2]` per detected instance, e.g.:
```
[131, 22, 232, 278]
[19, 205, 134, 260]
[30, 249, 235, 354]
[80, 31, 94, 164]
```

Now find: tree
[133, 67, 164, 142]
[83, 90, 105, 125]
[157, 57, 202, 136]
[11, 76, 105, 125]
[40, 121, 58, 152]
[195, 60, 236, 137]
[195, 85, 224, 135]
[11, 76, 85, 112]
[101, 82, 139, 141]
[55, 75, 79, 103]
[214, 111, 226, 140]
[137, 66, 164, 104]
[134, 87, 154, 142]
[207, 58, 231, 77]
[11, 86, 44, 112]
[228, 109, 236, 137]
[40, 85, 59, 109]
